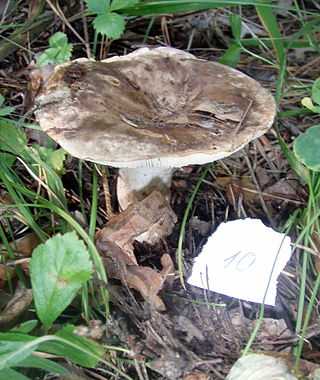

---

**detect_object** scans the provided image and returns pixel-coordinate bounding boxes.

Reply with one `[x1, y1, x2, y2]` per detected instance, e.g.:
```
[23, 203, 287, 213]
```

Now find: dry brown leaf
[216, 176, 257, 204]
[263, 178, 300, 202]
[0, 232, 42, 284]
[0, 282, 33, 330]
[96, 190, 177, 263]
[96, 190, 176, 310]
[99, 239, 174, 311]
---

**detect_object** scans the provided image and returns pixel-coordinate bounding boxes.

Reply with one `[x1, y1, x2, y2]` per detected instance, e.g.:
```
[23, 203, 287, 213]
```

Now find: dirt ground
[1, 1, 320, 379]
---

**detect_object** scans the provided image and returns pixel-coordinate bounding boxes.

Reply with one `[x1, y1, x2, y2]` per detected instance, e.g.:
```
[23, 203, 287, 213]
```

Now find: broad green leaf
[0, 368, 30, 380]
[39, 325, 104, 367]
[294, 125, 320, 171]
[30, 232, 92, 328]
[10, 320, 37, 334]
[230, 14, 242, 41]
[0, 333, 37, 370]
[0, 120, 27, 155]
[110, 0, 139, 12]
[49, 32, 68, 48]
[17, 355, 68, 375]
[0, 106, 15, 116]
[36, 45, 73, 68]
[219, 44, 242, 68]
[55, 325, 104, 366]
[93, 12, 126, 39]
[312, 78, 320, 105]
[34, 147, 67, 171]
[36, 32, 73, 68]
[85, 0, 109, 14]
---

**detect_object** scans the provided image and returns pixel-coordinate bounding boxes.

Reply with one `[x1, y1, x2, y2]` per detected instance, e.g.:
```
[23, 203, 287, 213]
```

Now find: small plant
[85, 0, 139, 39]
[301, 78, 320, 113]
[293, 78, 320, 171]
[30, 232, 92, 329]
[36, 32, 73, 68]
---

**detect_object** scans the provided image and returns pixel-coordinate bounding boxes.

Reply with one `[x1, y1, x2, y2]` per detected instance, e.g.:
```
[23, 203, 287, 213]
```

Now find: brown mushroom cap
[35, 47, 276, 168]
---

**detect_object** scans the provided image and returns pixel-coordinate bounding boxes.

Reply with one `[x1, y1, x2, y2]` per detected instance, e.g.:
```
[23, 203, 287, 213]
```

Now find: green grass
[1, 0, 320, 377]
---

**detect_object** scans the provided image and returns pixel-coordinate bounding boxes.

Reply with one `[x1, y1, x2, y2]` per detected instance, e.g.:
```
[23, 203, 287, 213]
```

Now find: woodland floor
[1, 1, 320, 379]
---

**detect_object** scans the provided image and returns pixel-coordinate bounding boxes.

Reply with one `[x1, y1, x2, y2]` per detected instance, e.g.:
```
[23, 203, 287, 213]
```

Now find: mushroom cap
[35, 47, 276, 168]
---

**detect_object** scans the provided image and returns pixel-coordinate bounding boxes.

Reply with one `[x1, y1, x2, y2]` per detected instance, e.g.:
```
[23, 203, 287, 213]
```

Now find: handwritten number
[224, 251, 256, 271]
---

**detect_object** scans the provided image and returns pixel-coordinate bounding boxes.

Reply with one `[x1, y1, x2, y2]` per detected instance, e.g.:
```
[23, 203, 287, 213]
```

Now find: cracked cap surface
[34, 47, 276, 168]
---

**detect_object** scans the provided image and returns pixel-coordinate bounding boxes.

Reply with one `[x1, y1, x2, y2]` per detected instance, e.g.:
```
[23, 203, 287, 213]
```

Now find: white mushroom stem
[117, 167, 175, 211]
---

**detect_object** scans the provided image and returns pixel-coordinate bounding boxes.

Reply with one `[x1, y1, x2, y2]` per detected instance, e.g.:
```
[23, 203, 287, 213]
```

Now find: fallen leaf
[96, 190, 177, 263]
[216, 176, 257, 204]
[98, 238, 174, 311]
[0, 282, 33, 330]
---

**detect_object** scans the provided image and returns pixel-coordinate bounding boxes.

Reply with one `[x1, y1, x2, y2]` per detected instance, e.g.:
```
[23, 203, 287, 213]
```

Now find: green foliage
[0, 325, 105, 379]
[294, 125, 320, 171]
[33, 146, 67, 173]
[0, 120, 28, 155]
[0, 94, 15, 117]
[41, 325, 104, 367]
[93, 12, 126, 39]
[30, 232, 92, 329]
[301, 78, 320, 113]
[85, 0, 139, 39]
[36, 32, 73, 68]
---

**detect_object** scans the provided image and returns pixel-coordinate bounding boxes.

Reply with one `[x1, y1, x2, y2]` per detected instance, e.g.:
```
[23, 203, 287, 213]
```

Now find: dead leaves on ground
[96, 190, 176, 310]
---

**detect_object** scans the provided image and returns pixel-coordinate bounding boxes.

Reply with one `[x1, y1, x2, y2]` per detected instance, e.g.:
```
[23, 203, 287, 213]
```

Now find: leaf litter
[1, 1, 320, 379]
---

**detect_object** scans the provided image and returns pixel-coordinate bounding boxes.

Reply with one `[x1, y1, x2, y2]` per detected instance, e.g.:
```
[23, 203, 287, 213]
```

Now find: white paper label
[187, 218, 292, 305]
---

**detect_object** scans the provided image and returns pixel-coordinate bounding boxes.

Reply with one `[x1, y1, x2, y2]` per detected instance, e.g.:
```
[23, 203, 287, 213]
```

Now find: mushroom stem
[117, 167, 174, 211]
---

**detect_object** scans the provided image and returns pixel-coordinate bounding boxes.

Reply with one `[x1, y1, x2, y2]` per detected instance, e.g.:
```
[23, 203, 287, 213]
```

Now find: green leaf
[0, 106, 15, 116]
[219, 44, 242, 68]
[34, 147, 67, 172]
[312, 78, 320, 106]
[39, 325, 104, 367]
[277, 131, 309, 183]
[0, 333, 37, 370]
[49, 32, 68, 48]
[110, 0, 139, 12]
[0, 368, 30, 380]
[93, 12, 126, 39]
[30, 232, 92, 329]
[294, 125, 320, 171]
[121, 0, 274, 16]
[17, 355, 68, 375]
[36, 45, 73, 68]
[0, 120, 27, 155]
[85, 0, 109, 14]
[0, 94, 4, 106]
[55, 325, 104, 366]
[0, 153, 16, 168]
[230, 14, 242, 41]
[10, 320, 37, 334]
[301, 97, 319, 113]
[36, 32, 73, 68]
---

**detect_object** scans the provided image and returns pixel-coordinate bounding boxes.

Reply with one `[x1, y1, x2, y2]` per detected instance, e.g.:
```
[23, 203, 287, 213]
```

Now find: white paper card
[187, 218, 291, 305]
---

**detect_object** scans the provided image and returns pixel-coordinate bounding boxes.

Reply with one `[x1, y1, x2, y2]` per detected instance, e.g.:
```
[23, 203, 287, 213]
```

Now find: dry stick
[80, 0, 91, 59]
[101, 166, 114, 220]
[46, 0, 91, 58]
[244, 153, 275, 227]
[161, 16, 171, 46]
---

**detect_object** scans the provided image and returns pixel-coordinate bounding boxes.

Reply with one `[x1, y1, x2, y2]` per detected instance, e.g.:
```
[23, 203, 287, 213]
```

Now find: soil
[1, 1, 320, 379]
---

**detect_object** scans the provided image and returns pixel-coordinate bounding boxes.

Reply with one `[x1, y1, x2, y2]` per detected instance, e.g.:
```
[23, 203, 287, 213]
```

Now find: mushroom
[34, 47, 276, 211]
